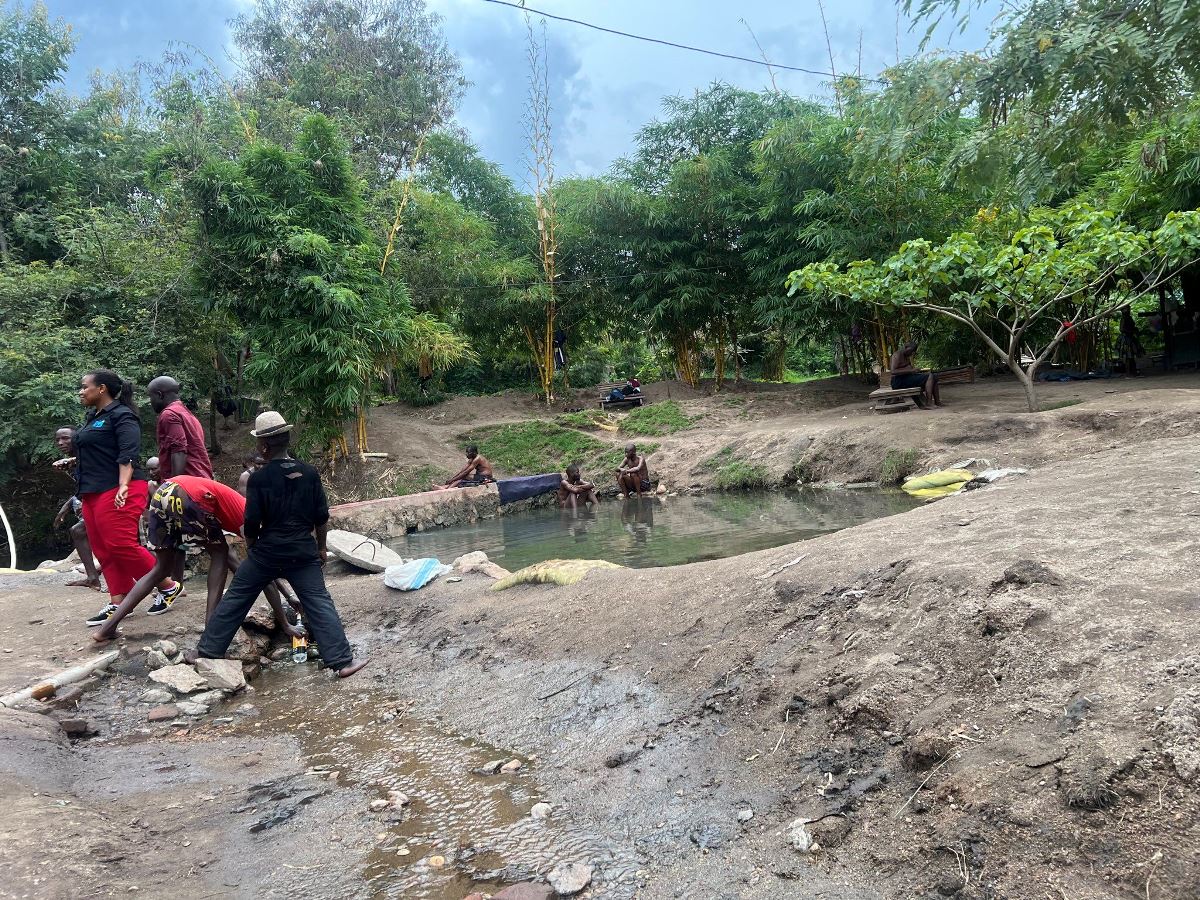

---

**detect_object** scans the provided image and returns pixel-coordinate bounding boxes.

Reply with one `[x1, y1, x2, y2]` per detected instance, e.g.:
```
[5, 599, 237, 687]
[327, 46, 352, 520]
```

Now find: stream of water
[386, 487, 919, 571]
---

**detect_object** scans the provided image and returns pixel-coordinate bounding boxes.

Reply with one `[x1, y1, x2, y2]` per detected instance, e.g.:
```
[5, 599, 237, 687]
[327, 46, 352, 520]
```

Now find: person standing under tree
[75, 370, 182, 626]
[51, 426, 101, 590]
[186, 412, 367, 678]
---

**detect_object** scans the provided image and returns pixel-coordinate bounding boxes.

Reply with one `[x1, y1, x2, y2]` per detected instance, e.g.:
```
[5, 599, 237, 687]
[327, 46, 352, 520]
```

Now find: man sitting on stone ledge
[432, 445, 495, 490]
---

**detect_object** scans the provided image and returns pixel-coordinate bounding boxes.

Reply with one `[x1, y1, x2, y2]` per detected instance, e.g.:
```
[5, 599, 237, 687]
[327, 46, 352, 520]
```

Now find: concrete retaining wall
[330, 485, 500, 537]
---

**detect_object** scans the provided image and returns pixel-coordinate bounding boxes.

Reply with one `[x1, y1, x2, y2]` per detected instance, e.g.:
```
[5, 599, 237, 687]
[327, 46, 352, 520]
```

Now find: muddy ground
[3, 374, 1200, 899]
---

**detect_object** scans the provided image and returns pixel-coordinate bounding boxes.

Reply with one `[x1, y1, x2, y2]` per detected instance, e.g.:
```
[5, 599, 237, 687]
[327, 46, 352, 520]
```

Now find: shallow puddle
[251, 664, 640, 898]
[390, 487, 919, 570]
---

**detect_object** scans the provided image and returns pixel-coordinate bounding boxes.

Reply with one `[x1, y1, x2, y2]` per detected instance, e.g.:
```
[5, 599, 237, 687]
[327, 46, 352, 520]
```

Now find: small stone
[147, 705, 178, 722]
[737, 808, 754, 823]
[140, 688, 174, 704]
[427, 854, 445, 868]
[51, 685, 86, 708]
[531, 802, 552, 819]
[30, 683, 56, 701]
[234, 703, 259, 718]
[369, 799, 390, 812]
[212, 717, 234, 725]
[172, 626, 187, 636]
[176, 701, 208, 717]
[152, 639, 178, 656]
[547, 861, 593, 896]
[28, 618, 44, 625]
[499, 759, 523, 774]
[190, 690, 227, 707]
[146, 649, 172, 670]
[474, 759, 506, 775]
[149, 664, 208, 694]
[194, 658, 247, 692]
[270, 647, 291, 662]
[242, 662, 262, 681]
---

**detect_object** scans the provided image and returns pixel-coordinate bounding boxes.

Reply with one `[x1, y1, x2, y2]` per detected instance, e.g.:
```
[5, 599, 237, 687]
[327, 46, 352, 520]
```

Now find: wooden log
[0, 650, 119, 708]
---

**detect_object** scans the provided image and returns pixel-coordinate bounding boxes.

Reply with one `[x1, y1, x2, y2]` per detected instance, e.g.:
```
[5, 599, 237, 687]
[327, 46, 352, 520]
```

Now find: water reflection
[389, 488, 919, 571]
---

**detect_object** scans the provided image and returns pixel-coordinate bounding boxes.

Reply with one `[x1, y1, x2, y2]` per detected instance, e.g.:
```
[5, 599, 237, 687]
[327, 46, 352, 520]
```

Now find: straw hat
[250, 411, 293, 437]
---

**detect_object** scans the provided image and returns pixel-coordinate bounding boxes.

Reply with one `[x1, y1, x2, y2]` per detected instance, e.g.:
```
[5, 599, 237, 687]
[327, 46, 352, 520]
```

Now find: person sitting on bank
[558, 464, 600, 509]
[186, 412, 367, 677]
[889, 340, 942, 408]
[621, 376, 642, 395]
[91, 473, 303, 643]
[616, 442, 652, 498]
[432, 445, 494, 490]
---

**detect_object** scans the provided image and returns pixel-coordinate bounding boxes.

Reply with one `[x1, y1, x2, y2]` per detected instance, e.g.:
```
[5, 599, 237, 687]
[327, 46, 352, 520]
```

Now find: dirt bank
[3, 379, 1200, 898]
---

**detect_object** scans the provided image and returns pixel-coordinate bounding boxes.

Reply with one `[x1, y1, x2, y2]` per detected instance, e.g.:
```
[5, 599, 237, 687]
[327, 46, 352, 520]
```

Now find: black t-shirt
[75, 401, 147, 495]
[244, 457, 330, 563]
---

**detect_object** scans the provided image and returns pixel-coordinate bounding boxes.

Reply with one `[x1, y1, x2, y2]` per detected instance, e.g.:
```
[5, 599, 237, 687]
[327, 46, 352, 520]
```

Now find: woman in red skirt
[74, 369, 181, 627]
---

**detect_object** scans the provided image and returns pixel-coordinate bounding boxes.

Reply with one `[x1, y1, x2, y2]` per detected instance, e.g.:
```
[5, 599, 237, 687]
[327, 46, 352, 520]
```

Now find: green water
[387, 488, 920, 570]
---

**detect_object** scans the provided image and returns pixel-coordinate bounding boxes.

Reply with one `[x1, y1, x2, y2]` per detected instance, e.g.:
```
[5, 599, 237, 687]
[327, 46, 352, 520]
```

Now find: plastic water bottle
[291, 614, 308, 663]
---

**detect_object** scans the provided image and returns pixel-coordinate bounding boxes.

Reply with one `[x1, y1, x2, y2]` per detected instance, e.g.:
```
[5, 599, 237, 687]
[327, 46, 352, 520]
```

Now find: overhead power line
[480, 0, 883, 82]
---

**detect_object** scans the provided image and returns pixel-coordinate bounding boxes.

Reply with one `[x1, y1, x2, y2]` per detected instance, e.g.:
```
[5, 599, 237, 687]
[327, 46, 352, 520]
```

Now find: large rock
[326, 529, 405, 573]
[149, 664, 208, 694]
[547, 862, 593, 896]
[194, 658, 247, 692]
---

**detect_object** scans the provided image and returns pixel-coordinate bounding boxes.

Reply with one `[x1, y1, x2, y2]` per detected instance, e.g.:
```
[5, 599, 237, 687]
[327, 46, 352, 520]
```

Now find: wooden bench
[597, 382, 646, 410]
[869, 386, 923, 413]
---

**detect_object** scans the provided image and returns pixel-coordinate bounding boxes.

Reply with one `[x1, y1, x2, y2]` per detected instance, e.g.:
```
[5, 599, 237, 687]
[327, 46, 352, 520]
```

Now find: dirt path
[3, 376, 1200, 898]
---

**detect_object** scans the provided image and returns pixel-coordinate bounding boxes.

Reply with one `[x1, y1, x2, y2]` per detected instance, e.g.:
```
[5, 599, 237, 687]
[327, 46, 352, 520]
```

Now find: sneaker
[147, 582, 184, 616]
[85, 604, 118, 627]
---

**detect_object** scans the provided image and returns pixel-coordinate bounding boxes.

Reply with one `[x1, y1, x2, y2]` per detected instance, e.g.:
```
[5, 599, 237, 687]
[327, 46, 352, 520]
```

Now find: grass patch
[619, 400, 697, 436]
[555, 410, 602, 429]
[463, 420, 662, 479]
[702, 446, 770, 491]
[879, 448, 920, 484]
[390, 464, 447, 496]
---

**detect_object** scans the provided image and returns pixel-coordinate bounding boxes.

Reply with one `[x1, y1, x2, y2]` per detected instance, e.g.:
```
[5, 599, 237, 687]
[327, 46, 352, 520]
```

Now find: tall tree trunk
[208, 392, 222, 456]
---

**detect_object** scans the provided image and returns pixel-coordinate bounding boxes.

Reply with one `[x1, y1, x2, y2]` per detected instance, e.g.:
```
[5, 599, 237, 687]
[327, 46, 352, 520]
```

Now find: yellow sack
[491, 558, 623, 591]
[905, 483, 967, 499]
[902, 468, 973, 494]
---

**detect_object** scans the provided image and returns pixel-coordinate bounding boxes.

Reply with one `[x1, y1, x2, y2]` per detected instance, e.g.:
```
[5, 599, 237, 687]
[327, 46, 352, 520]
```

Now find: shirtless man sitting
[432, 445, 495, 490]
[616, 442, 652, 498]
[558, 464, 599, 509]
[889, 339, 942, 408]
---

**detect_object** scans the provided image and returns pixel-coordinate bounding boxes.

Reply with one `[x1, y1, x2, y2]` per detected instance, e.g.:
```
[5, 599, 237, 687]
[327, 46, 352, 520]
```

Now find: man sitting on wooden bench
[889, 339, 942, 408]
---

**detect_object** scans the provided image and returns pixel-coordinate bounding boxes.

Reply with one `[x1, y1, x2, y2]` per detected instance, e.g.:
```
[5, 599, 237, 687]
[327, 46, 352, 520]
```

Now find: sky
[37, 0, 999, 186]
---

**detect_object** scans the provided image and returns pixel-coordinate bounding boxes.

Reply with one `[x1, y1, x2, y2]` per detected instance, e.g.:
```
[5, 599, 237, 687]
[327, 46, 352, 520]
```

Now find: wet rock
[499, 759, 523, 774]
[689, 823, 726, 850]
[235, 703, 259, 718]
[176, 701, 209, 717]
[228, 629, 273, 663]
[148, 705, 179, 722]
[243, 662, 262, 681]
[190, 690, 228, 707]
[194, 658, 246, 692]
[474, 759, 507, 775]
[270, 647, 291, 662]
[493, 885, 553, 900]
[547, 861, 593, 896]
[737, 808, 754, 823]
[140, 688, 174, 705]
[146, 649, 172, 670]
[369, 799, 390, 812]
[530, 802, 552, 819]
[59, 718, 97, 738]
[149, 664, 207, 694]
[386, 790, 410, 808]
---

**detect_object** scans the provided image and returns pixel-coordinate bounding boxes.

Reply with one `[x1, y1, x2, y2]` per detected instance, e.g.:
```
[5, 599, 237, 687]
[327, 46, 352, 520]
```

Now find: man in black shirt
[189, 412, 367, 678]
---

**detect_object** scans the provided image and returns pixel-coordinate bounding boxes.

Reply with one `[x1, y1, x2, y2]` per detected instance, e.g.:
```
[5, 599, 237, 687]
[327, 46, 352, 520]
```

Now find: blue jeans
[197, 554, 353, 669]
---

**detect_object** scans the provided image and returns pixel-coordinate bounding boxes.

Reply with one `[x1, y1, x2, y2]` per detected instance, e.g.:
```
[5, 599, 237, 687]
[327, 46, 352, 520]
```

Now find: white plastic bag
[383, 558, 452, 591]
